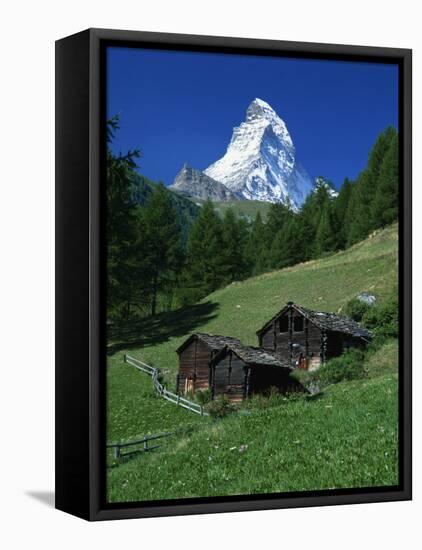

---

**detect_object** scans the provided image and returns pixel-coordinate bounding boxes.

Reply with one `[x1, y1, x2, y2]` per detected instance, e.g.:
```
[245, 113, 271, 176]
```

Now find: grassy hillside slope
[109, 223, 398, 382]
[107, 223, 398, 502]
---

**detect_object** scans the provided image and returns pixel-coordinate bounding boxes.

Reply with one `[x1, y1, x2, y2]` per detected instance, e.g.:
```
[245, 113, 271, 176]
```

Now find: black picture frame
[55, 28, 412, 521]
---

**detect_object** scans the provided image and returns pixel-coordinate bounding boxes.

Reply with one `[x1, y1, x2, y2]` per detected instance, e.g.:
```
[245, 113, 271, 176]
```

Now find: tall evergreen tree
[220, 208, 249, 283]
[106, 116, 142, 317]
[265, 202, 293, 248]
[314, 203, 338, 256]
[333, 177, 353, 249]
[245, 211, 269, 275]
[300, 183, 337, 256]
[179, 200, 225, 304]
[270, 215, 307, 269]
[367, 126, 397, 183]
[346, 127, 397, 245]
[371, 133, 399, 228]
[294, 210, 317, 261]
[142, 184, 184, 316]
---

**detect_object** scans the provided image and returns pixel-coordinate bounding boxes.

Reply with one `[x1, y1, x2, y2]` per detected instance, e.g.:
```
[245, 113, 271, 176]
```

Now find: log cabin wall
[176, 337, 215, 394]
[211, 350, 305, 403]
[194, 339, 215, 391]
[259, 309, 323, 368]
[211, 350, 247, 403]
[260, 325, 277, 349]
[176, 341, 195, 394]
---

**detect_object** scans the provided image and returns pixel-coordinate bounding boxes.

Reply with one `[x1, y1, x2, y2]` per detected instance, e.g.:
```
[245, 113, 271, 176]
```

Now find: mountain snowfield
[170, 98, 337, 208]
[204, 98, 316, 208]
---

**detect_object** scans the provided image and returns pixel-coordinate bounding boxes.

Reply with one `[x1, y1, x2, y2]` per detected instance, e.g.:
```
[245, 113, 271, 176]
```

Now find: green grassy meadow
[106, 223, 399, 502]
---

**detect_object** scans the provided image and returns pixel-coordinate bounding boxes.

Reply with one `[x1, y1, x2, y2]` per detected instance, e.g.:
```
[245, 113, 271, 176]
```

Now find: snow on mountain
[204, 98, 315, 209]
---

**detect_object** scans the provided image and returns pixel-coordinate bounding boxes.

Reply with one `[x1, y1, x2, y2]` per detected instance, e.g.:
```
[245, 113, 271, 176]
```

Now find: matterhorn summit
[204, 98, 314, 208]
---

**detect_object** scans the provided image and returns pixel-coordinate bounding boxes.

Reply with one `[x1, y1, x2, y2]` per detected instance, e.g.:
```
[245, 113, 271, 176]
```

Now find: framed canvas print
[55, 28, 412, 521]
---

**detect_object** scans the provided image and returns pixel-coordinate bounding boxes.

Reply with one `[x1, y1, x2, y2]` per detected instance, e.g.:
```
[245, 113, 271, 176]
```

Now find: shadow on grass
[107, 300, 219, 355]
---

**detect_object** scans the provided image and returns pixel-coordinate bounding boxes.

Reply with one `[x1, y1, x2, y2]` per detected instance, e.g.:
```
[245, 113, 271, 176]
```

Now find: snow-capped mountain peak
[245, 98, 293, 148]
[204, 98, 314, 209]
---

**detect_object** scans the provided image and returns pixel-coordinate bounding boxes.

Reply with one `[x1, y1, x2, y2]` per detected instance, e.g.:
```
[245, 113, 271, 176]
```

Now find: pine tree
[295, 210, 317, 261]
[346, 127, 397, 245]
[299, 183, 337, 256]
[345, 178, 371, 247]
[265, 202, 293, 249]
[220, 208, 249, 283]
[270, 216, 304, 269]
[142, 184, 184, 316]
[245, 211, 269, 275]
[106, 116, 142, 317]
[371, 133, 399, 228]
[179, 200, 225, 304]
[333, 178, 353, 249]
[314, 203, 338, 256]
[367, 126, 397, 183]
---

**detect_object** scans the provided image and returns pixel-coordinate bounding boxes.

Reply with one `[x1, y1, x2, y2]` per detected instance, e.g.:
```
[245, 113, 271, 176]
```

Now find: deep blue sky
[106, 47, 398, 190]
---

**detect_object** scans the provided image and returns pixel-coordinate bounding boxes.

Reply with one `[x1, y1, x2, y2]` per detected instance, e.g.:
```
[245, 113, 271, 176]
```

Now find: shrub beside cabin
[257, 302, 372, 370]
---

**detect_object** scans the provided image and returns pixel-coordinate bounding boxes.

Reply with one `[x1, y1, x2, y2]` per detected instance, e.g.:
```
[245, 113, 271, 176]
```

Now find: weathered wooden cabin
[256, 302, 372, 370]
[210, 343, 303, 403]
[175, 333, 242, 395]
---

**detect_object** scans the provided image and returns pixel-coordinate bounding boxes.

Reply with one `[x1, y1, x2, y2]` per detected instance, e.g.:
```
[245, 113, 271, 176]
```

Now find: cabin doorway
[184, 377, 194, 395]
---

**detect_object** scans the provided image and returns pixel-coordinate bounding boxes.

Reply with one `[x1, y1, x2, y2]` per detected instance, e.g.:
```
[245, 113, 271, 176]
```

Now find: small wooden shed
[256, 302, 372, 370]
[175, 333, 242, 395]
[210, 343, 302, 403]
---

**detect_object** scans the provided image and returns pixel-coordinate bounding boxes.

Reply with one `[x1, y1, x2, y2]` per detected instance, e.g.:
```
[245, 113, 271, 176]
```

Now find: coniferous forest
[107, 120, 398, 321]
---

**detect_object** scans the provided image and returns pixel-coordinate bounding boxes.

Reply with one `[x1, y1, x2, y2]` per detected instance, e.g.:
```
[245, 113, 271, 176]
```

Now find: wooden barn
[210, 343, 303, 403]
[256, 302, 373, 370]
[175, 333, 242, 395]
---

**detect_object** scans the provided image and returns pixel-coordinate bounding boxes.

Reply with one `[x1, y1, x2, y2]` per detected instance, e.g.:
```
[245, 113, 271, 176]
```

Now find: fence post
[201, 406, 204, 416]
[124, 354, 127, 363]
[114, 445, 120, 460]
[144, 437, 148, 452]
[177, 395, 180, 406]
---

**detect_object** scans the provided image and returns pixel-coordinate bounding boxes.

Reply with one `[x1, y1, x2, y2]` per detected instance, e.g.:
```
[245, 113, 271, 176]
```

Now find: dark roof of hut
[211, 342, 291, 369]
[176, 333, 243, 354]
[256, 302, 373, 341]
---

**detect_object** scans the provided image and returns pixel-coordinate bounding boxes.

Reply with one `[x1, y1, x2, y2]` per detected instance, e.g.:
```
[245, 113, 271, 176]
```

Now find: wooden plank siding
[210, 349, 304, 403]
[258, 309, 324, 369]
[258, 307, 366, 371]
[211, 351, 248, 403]
[176, 337, 215, 395]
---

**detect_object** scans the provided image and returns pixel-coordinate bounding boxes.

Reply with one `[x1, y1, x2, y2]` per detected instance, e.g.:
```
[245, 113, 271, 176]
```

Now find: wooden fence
[124, 354, 208, 416]
[107, 432, 173, 460]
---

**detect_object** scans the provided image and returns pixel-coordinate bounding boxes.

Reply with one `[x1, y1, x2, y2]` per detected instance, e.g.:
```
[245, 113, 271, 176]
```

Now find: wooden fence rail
[107, 432, 173, 459]
[124, 354, 208, 416]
